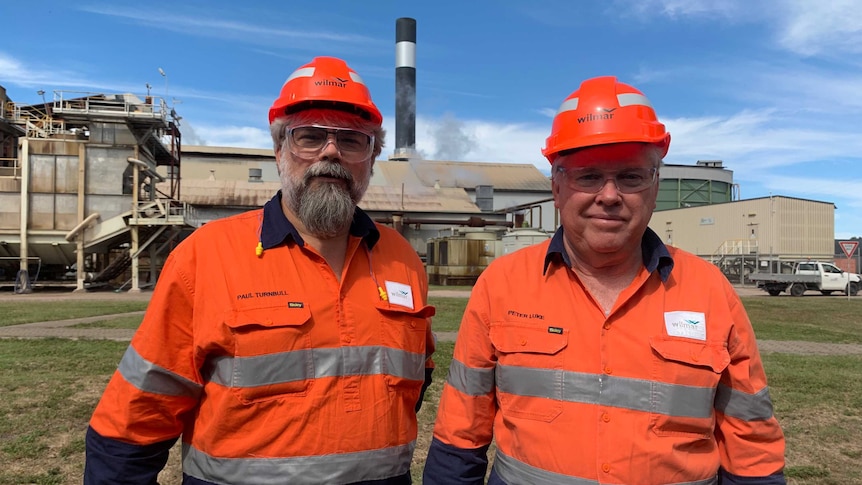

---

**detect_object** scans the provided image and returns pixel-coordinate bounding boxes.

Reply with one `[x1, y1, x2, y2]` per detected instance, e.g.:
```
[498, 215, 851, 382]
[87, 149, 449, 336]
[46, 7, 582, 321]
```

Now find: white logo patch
[385, 281, 414, 310]
[664, 311, 706, 340]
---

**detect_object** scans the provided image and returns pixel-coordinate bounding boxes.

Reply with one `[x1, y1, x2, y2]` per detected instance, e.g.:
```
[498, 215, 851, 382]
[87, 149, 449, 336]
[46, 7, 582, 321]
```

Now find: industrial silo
[656, 161, 736, 211]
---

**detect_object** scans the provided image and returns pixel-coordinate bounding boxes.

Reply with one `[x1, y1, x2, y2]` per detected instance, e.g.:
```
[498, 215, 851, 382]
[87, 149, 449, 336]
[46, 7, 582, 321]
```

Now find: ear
[647, 175, 659, 210]
[274, 148, 287, 175]
[551, 176, 563, 209]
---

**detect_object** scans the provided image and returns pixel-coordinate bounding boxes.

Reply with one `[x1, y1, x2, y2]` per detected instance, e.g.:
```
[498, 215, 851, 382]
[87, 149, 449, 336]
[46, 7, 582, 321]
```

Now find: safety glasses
[286, 125, 374, 163]
[554, 166, 657, 194]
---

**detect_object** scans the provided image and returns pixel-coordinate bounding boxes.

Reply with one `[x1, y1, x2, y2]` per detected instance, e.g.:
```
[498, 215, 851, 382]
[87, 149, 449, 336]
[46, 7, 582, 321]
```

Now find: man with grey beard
[85, 56, 436, 485]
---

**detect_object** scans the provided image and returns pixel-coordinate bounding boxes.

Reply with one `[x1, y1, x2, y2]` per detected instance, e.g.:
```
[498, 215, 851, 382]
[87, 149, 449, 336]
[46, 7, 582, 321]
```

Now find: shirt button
[519, 338, 527, 346]
[691, 353, 700, 362]
[601, 412, 610, 423]
[344, 336, 352, 343]
[604, 366, 612, 374]
[410, 321, 417, 328]
[602, 323, 611, 330]
[602, 463, 611, 473]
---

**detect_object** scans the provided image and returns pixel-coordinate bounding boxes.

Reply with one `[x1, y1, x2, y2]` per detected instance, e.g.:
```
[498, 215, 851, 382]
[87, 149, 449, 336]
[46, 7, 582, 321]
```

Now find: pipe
[18, 137, 31, 293]
[375, 215, 514, 228]
[127, 157, 166, 182]
[65, 212, 101, 242]
[394, 17, 417, 159]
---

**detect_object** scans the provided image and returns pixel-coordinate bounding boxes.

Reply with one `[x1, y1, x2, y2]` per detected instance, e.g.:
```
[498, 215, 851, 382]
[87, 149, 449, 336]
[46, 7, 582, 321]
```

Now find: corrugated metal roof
[179, 180, 280, 207]
[360, 186, 481, 213]
[183, 145, 274, 158]
[180, 148, 551, 192]
[375, 160, 551, 192]
[176, 180, 481, 213]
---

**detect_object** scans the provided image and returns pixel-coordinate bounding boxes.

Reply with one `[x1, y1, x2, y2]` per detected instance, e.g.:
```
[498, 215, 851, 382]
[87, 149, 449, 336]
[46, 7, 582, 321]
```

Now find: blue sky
[2, 0, 861, 238]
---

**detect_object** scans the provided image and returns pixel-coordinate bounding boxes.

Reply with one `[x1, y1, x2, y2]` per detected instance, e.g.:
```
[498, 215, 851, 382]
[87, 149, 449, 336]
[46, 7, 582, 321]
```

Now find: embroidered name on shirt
[236, 290, 288, 300]
[287, 302, 304, 309]
[547, 327, 563, 334]
[507, 310, 545, 320]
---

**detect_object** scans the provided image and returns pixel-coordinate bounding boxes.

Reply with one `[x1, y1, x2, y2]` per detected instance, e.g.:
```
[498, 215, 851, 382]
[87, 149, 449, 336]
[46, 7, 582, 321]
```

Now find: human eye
[617, 169, 649, 187]
[573, 170, 603, 186]
[293, 127, 326, 147]
[338, 131, 368, 152]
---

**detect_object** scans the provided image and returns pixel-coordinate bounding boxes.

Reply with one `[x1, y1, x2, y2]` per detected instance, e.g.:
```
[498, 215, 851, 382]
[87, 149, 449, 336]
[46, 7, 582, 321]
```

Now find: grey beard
[282, 161, 369, 239]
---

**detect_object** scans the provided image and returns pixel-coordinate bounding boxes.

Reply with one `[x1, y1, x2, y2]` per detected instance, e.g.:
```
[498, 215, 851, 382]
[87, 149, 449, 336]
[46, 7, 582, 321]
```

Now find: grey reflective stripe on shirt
[205, 345, 425, 388]
[118, 345, 202, 398]
[183, 440, 414, 485]
[715, 383, 775, 420]
[496, 365, 715, 418]
[446, 359, 495, 396]
[447, 362, 716, 418]
[493, 450, 718, 485]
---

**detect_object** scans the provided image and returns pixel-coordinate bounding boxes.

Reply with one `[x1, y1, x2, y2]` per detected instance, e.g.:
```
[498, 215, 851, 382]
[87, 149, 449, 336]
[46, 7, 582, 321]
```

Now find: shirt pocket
[225, 305, 313, 404]
[376, 301, 435, 388]
[649, 336, 730, 438]
[490, 322, 569, 422]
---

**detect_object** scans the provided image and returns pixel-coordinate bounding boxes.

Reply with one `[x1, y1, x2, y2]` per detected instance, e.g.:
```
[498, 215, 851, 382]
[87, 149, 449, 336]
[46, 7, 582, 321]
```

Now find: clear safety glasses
[286, 125, 374, 164]
[554, 166, 657, 194]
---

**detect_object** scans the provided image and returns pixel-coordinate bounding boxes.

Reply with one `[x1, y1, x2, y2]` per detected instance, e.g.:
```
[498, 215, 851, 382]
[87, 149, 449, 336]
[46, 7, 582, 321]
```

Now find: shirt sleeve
[84, 426, 176, 484]
[423, 276, 497, 483]
[85, 253, 203, 478]
[714, 282, 786, 480]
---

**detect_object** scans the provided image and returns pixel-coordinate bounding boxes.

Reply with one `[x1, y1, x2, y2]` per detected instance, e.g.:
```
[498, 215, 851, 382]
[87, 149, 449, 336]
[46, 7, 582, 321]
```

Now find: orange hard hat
[542, 76, 670, 163]
[268, 56, 382, 125]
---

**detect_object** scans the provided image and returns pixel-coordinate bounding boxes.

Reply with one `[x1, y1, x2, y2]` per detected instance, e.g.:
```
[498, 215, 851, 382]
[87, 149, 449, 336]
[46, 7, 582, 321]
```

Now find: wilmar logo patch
[664, 311, 706, 340]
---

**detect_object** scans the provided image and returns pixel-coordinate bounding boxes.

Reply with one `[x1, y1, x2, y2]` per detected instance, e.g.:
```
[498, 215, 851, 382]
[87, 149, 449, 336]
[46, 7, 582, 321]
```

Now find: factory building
[0, 17, 849, 291]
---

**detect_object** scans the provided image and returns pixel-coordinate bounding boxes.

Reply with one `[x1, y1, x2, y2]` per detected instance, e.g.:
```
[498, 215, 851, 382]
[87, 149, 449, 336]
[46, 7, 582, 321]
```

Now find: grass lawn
[429, 284, 473, 292]
[0, 295, 860, 483]
[0, 300, 148, 327]
[743, 297, 862, 344]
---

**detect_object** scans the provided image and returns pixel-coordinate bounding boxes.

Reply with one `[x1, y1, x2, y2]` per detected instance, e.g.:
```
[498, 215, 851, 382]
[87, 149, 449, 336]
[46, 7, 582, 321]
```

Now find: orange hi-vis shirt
[88, 193, 435, 484]
[427, 228, 785, 485]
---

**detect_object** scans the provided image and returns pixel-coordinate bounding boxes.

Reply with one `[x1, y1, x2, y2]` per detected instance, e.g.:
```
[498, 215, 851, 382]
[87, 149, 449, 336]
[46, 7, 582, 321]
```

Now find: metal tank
[500, 228, 552, 256]
[656, 161, 735, 211]
[426, 228, 501, 286]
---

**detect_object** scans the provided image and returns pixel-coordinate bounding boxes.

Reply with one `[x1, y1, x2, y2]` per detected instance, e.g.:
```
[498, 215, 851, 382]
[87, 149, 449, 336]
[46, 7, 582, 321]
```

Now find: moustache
[303, 162, 353, 185]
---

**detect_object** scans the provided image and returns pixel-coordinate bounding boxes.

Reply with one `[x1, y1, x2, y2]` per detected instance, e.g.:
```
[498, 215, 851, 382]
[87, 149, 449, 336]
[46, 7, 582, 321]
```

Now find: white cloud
[79, 5, 377, 45]
[193, 125, 273, 149]
[411, 116, 548, 166]
[627, 0, 862, 58]
[0, 52, 90, 90]
[774, 0, 862, 56]
[72, 4, 390, 70]
[625, 0, 748, 19]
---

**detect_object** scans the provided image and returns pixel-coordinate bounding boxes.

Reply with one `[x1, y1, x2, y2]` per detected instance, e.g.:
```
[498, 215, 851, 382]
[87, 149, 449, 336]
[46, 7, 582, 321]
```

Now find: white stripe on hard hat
[617, 93, 653, 108]
[282, 67, 368, 88]
[556, 93, 653, 115]
[556, 98, 579, 115]
[284, 67, 315, 86]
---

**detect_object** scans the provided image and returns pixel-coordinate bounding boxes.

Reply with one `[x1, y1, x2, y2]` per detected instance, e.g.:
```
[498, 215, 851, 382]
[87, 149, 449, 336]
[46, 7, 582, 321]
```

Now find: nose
[595, 177, 623, 200]
[319, 134, 342, 160]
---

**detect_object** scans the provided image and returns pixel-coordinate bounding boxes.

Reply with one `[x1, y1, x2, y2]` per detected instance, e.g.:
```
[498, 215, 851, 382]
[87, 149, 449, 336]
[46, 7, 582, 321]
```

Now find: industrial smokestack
[393, 17, 416, 160]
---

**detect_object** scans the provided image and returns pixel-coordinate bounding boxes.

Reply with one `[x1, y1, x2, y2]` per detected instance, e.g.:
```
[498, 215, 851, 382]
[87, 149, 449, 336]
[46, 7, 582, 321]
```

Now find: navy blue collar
[543, 226, 673, 281]
[260, 191, 380, 250]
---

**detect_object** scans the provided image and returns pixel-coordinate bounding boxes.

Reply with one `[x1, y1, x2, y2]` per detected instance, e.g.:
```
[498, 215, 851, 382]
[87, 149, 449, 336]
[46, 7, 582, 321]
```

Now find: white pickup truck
[749, 261, 861, 297]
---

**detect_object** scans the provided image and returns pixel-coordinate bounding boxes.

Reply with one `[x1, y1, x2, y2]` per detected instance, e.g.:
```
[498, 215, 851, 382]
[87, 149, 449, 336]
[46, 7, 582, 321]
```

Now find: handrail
[65, 212, 101, 241]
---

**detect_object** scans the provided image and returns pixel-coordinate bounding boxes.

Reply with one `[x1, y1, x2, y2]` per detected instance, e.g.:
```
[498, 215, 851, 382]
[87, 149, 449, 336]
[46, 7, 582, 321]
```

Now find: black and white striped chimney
[394, 17, 416, 160]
